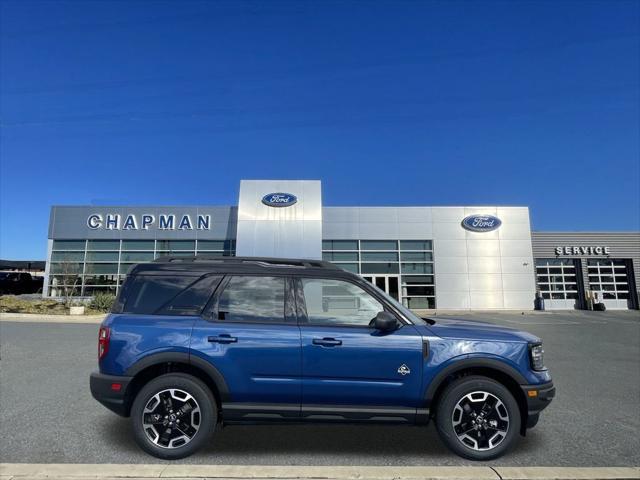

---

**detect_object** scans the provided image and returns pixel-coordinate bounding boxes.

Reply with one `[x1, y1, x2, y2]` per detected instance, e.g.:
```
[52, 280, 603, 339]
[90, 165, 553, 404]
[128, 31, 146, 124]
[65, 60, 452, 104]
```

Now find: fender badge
[397, 364, 411, 376]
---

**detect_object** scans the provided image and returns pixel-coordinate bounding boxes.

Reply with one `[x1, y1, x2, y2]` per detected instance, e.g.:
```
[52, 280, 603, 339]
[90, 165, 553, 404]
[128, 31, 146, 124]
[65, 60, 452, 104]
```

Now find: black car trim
[423, 357, 529, 405]
[221, 402, 429, 424]
[124, 351, 231, 402]
[521, 381, 555, 416]
[90, 371, 133, 417]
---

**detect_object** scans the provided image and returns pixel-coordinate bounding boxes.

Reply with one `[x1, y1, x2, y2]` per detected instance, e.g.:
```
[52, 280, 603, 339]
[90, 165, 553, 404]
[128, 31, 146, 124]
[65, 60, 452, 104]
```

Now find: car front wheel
[435, 375, 521, 460]
[130, 373, 217, 460]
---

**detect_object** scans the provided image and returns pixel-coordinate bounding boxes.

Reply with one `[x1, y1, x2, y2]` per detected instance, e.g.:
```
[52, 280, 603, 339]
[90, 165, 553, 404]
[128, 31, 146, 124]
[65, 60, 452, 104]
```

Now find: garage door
[587, 259, 632, 310]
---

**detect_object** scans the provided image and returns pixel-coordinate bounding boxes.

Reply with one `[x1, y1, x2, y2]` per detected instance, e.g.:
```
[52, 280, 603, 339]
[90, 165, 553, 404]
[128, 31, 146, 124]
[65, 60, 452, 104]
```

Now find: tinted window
[118, 275, 195, 314]
[217, 276, 285, 323]
[301, 278, 384, 327]
[157, 275, 222, 315]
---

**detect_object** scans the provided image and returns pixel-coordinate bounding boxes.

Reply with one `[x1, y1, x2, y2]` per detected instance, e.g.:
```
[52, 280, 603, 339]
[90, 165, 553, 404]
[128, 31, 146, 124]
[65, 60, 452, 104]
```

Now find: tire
[130, 373, 217, 460]
[435, 375, 521, 461]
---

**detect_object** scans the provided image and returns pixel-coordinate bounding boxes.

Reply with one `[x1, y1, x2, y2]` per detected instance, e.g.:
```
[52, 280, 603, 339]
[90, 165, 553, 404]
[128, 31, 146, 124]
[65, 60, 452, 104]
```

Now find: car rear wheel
[435, 375, 521, 460]
[131, 373, 216, 459]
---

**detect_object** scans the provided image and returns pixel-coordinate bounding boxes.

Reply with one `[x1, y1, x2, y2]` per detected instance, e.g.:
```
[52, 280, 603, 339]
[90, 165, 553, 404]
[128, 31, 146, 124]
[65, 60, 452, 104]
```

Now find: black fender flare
[125, 351, 230, 402]
[424, 357, 528, 406]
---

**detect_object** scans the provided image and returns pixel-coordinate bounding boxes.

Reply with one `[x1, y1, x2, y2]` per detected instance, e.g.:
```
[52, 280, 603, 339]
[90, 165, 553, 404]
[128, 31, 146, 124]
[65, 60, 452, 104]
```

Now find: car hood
[421, 317, 541, 343]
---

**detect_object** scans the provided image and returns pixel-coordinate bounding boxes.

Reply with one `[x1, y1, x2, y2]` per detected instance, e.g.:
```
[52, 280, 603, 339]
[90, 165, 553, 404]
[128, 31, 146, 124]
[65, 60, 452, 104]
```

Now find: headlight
[529, 343, 545, 371]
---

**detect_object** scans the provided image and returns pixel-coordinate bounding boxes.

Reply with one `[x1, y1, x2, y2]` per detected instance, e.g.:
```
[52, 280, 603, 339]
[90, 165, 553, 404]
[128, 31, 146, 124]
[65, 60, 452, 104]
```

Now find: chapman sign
[555, 246, 611, 256]
[87, 213, 211, 230]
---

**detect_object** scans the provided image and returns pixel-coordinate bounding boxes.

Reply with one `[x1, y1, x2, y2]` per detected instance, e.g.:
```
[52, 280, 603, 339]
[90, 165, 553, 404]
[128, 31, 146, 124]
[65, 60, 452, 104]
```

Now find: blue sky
[1, 0, 638, 260]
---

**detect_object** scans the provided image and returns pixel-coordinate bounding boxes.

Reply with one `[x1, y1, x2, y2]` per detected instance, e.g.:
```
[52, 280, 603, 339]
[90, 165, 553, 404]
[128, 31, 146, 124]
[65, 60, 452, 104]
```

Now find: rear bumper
[521, 381, 555, 428]
[90, 371, 133, 417]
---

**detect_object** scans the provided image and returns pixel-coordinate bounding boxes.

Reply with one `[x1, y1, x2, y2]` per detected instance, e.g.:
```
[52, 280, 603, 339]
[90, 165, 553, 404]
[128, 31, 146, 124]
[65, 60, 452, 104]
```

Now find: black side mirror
[374, 311, 399, 332]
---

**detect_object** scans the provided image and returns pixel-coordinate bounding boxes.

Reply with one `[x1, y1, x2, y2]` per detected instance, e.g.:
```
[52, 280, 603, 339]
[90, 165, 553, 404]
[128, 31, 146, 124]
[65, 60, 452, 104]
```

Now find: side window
[119, 275, 195, 314]
[157, 275, 222, 316]
[217, 276, 285, 323]
[301, 278, 384, 326]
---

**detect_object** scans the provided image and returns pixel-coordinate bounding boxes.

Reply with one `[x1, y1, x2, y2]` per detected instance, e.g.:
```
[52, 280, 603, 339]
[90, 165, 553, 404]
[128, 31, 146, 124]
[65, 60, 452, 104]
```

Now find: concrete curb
[0, 464, 638, 480]
[0, 313, 105, 324]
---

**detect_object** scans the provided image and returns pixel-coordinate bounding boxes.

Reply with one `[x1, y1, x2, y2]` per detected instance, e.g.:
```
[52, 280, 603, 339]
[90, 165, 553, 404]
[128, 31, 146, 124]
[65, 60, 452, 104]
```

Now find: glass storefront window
[86, 252, 119, 262]
[156, 240, 195, 251]
[121, 240, 155, 250]
[84, 286, 117, 296]
[403, 297, 435, 309]
[360, 240, 398, 251]
[52, 240, 85, 251]
[360, 263, 399, 274]
[401, 263, 434, 274]
[51, 251, 85, 262]
[404, 285, 435, 296]
[120, 252, 155, 262]
[402, 275, 434, 285]
[85, 263, 119, 275]
[323, 252, 359, 262]
[336, 263, 359, 274]
[50, 262, 83, 274]
[155, 251, 194, 258]
[197, 240, 235, 251]
[361, 252, 398, 262]
[87, 240, 120, 250]
[323, 239, 435, 310]
[322, 240, 358, 250]
[401, 251, 433, 261]
[84, 275, 118, 286]
[400, 240, 432, 251]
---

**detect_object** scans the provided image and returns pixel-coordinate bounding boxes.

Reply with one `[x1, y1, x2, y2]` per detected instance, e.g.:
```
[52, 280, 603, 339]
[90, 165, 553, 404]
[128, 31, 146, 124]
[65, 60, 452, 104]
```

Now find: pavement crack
[489, 466, 503, 480]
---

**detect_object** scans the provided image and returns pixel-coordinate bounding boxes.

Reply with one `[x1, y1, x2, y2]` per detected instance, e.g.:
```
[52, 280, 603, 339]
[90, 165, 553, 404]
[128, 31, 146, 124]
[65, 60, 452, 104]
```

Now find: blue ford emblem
[261, 192, 298, 207]
[461, 214, 502, 232]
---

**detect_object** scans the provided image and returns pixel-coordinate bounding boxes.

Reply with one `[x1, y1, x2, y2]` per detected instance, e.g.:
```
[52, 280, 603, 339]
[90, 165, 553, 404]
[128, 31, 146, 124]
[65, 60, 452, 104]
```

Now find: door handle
[312, 337, 342, 347]
[208, 334, 237, 344]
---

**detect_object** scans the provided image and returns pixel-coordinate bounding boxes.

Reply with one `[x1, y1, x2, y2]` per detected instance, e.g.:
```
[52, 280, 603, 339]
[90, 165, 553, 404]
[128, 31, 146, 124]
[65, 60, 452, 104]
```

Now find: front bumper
[521, 381, 555, 429]
[90, 371, 133, 417]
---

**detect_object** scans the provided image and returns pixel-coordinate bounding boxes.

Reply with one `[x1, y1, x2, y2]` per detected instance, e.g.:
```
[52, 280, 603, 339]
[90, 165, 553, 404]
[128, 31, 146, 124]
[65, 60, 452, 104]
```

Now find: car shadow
[102, 418, 544, 463]
[202, 424, 447, 457]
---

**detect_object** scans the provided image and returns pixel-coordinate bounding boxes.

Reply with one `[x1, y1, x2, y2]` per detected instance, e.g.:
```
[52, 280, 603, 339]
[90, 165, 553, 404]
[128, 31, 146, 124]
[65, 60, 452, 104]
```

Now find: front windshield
[366, 280, 428, 325]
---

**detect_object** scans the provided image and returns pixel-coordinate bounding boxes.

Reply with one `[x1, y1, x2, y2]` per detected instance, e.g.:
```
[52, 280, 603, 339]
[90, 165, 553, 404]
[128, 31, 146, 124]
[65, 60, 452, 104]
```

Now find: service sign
[261, 193, 298, 207]
[461, 214, 502, 232]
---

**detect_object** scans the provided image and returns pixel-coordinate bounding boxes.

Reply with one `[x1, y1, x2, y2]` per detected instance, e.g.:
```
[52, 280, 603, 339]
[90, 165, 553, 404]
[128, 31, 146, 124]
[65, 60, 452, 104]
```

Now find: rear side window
[217, 276, 285, 323]
[116, 275, 221, 315]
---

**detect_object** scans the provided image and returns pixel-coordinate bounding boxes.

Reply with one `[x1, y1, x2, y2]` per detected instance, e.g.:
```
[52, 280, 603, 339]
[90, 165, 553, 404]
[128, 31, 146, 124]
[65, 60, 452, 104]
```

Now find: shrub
[89, 293, 116, 312]
[0, 295, 67, 314]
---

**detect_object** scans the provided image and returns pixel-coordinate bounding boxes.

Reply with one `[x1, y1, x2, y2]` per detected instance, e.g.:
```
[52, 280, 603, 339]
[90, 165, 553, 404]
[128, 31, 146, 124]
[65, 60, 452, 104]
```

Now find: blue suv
[90, 257, 554, 460]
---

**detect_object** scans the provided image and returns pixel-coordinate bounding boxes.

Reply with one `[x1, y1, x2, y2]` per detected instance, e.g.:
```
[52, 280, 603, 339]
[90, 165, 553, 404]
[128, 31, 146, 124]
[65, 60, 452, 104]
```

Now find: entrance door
[362, 275, 400, 300]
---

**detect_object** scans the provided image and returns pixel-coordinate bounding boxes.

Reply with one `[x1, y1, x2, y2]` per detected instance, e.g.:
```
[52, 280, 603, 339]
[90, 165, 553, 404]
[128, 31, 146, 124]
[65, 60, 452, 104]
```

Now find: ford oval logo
[261, 192, 298, 207]
[461, 214, 502, 232]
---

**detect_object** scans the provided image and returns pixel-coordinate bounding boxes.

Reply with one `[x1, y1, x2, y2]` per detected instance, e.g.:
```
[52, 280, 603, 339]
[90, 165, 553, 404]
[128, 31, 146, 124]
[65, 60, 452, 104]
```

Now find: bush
[0, 295, 67, 314]
[89, 293, 116, 312]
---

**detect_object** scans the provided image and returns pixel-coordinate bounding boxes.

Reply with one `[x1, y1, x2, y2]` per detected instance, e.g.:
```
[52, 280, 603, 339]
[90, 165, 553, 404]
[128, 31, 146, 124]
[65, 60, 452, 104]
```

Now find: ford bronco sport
[90, 257, 554, 460]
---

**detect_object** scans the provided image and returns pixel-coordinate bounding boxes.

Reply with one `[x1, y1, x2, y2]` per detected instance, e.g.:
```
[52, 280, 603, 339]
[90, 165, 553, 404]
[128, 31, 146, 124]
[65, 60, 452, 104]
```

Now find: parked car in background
[0, 272, 43, 295]
[91, 256, 555, 461]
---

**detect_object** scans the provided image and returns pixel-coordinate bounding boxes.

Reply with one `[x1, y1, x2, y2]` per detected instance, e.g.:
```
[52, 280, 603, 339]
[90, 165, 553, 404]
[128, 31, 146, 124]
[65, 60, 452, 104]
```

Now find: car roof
[127, 256, 351, 278]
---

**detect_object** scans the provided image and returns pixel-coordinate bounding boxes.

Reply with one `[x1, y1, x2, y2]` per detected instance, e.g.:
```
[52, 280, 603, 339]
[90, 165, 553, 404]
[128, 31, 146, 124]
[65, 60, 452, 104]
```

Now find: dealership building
[44, 180, 640, 311]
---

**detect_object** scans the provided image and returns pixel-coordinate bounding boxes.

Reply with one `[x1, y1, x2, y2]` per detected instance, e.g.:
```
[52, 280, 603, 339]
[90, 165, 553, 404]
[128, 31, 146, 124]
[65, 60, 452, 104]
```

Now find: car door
[296, 276, 425, 422]
[190, 274, 301, 421]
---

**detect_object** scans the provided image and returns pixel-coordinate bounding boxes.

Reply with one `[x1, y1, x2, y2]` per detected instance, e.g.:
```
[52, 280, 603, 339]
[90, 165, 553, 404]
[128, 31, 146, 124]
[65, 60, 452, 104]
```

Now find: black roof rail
[152, 255, 340, 270]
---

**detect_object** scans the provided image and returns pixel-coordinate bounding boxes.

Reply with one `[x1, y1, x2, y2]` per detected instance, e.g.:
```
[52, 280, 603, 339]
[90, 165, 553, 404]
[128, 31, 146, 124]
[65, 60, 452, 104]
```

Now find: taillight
[98, 327, 110, 360]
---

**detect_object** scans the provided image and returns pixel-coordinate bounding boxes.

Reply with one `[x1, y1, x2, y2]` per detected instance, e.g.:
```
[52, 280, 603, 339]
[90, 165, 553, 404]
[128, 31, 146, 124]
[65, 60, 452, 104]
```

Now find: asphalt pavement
[0, 310, 638, 466]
